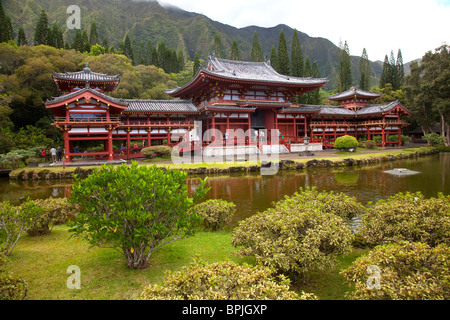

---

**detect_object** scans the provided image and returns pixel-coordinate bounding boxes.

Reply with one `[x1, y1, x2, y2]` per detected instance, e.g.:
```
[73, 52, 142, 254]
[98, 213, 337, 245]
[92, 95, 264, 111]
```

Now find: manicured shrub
[231, 194, 354, 277]
[279, 187, 365, 221]
[341, 241, 450, 300]
[141, 146, 173, 158]
[0, 252, 28, 300]
[422, 133, 446, 146]
[192, 199, 236, 231]
[140, 258, 317, 300]
[334, 135, 358, 150]
[359, 192, 450, 247]
[0, 200, 43, 256]
[68, 162, 208, 269]
[363, 140, 377, 149]
[26, 198, 74, 236]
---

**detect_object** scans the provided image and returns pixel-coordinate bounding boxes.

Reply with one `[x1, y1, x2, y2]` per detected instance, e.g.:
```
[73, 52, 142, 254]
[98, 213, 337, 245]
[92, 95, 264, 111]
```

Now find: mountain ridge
[4, 0, 399, 90]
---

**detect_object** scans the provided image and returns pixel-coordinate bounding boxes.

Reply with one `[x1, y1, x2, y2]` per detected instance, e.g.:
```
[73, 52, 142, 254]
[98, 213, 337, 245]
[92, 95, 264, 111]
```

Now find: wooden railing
[357, 119, 408, 126]
[54, 116, 121, 123]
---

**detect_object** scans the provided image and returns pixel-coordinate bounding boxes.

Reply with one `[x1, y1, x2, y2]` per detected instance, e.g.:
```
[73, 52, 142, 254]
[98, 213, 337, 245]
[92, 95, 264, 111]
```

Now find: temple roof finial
[83, 62, 91, 73]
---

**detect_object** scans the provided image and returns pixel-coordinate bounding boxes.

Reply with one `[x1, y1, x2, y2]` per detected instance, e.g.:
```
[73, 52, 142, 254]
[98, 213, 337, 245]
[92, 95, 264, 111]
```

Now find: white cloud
[161, 0, 449, 62]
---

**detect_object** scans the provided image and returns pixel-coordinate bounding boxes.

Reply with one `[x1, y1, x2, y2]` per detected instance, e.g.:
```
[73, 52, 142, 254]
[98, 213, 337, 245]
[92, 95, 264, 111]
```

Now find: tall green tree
[138, 40, 146, 65]
[213, 33, 226, 59]
[0, 3, 13, 43]
[290, 29, 304, 77]
[277, 29, 290, 75]
[396, 49, 405, 89]
[337, 40, 352, 92]
[51, 22, 63, 49]
[405, 45, 450, 145]
[270, 45, 278, 71]
[17, 26, 28, 46]
[251, 31, 263, 62]
[146, 39, 152, 65]
[89, 21, 99, 45]
[379, 55, 391, 89]
[230, 39, 240, 61]
[359, 48, 371, 91]
[193, 53, 200, 76]
[34, 9, 49, 45]
[123, 33, 133, 62]
[72, 29, 84, 52]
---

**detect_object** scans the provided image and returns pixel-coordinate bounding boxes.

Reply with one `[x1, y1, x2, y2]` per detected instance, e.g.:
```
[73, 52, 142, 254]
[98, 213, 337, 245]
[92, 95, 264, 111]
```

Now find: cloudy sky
[159, 0, 449, 62]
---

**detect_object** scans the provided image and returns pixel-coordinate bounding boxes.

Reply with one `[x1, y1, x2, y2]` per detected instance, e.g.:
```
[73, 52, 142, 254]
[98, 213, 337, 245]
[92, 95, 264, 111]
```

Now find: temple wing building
[46, 57, 411, 163]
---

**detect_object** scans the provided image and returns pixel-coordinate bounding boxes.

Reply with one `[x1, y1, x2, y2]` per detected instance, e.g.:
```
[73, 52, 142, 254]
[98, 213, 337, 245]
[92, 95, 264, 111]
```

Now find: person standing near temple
[41, 148, 46, 163]
[56, 146, 62, 162]
[50, 146, 57, 163]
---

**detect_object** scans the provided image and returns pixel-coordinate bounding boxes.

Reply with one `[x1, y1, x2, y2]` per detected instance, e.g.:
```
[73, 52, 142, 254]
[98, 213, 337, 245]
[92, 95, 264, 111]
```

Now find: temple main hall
[45, 56, 411, 163]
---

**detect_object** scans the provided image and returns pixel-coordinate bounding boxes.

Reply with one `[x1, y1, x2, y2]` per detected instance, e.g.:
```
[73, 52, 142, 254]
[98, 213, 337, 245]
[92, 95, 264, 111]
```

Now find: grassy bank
[8, 146, 439, 180]
[4, 224, 366, 300]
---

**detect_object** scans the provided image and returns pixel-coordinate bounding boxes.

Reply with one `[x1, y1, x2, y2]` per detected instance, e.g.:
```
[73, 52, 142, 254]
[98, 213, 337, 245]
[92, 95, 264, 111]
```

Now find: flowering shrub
[140, 258, 316, 300]
[26, 198, 74, 236]
[341, 241, 450, 300]
[359, 192, 450, 247]
[0, 252, 28, 300]
[279, 187, 365, 221]
[192, 199, 236, 231]
[231, 195, 354, 277]
[0, 200, 43, 256]
[68, 162, 208, 269]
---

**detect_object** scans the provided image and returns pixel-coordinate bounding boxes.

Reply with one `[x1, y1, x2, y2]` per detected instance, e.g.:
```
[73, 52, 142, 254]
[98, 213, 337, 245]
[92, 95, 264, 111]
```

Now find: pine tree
[138, 40, 145, 65]
[177, 49, 185, 71]
[389, 50, 398, 90]
[251, 31, 263, 62]
[82, 30, 90, 52]
[0, 3, 13, 43]
[89, 21, 99, 45]
[304, 56, 312, 77]
[291, 29, 304, 77]
[146, 39, 152, 65]
[123, 33, 134, 62]
[151, 47, 159, 67]
[132, 37, 138, 65]
[230, 39, 240, 61]
[51, 22, 63, 48]
[34, 9, 49, 45]
[396, 49, 405, 89]
[213, 33, 225, 58]
[310, 62, 322, 104]
[359, 48, 371, 91]
[17, 26, 28, 46]
[193, 53, 200, 76]
[379, 55, 390, 88]
[102, 38, 109, 53]
[270, 45, 278, 71]
[338, 40, 352, 92]
[72, 29, 83, 52]
[277, 29, 290, 75]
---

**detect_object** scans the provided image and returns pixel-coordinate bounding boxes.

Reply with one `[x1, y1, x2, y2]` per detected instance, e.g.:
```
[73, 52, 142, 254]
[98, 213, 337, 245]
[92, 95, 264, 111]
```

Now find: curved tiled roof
[124, 99, 199, 113]
[206, 57, 329, 85]
[46, 87, 127, 106]
[52, 63, 120, 82]
[328, 87, 382, 101]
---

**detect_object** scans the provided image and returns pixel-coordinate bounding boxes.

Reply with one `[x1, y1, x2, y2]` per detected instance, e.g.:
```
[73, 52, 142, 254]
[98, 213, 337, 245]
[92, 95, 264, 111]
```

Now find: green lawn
[4, 224, 366, 300]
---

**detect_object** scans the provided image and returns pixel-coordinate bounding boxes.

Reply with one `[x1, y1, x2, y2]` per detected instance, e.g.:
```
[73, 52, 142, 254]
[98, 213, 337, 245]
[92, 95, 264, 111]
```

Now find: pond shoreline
[8, 147, 440, 181]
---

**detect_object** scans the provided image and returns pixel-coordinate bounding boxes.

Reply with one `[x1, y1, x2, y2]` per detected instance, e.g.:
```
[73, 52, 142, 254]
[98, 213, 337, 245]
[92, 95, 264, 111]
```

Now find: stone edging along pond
[8, 147, 440, 181]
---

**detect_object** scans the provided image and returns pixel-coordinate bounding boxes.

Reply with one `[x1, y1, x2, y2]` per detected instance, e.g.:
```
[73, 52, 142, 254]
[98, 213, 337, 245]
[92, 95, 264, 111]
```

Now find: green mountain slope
[4, 0, 382, 90]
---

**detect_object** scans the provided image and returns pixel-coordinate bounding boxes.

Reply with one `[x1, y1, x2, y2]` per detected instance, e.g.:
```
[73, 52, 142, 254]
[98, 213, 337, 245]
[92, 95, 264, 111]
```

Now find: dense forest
[0, 1, 449, 156]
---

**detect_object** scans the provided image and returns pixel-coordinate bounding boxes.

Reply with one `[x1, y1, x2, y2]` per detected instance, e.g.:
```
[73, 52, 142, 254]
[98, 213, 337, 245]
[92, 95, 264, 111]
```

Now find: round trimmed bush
[341, 241, 450, 300]
[141, 146, 173, 158]
[192, 199, 236, 231]
[334, 135, 359, 150]
[140, 258, 317, 300]
[359, 192, 450, 247]
[231, 193, 354, 277]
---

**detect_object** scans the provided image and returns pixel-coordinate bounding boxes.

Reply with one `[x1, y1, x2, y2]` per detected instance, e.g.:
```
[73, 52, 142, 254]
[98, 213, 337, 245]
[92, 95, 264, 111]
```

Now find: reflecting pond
[1, 153, 449, 225]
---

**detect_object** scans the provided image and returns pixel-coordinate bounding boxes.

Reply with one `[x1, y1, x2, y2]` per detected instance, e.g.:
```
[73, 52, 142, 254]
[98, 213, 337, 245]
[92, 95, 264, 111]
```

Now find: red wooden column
[107, 129, 113, 161]
[64, 129, 71, 163]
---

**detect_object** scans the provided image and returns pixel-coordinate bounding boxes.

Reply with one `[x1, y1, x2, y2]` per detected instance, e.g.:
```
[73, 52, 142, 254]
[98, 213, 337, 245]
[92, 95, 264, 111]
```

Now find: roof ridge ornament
[83, 62, 91, 73]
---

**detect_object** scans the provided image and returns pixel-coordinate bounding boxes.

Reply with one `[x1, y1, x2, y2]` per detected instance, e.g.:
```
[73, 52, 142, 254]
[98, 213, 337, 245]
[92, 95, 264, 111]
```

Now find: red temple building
[45, 57, 411, 163]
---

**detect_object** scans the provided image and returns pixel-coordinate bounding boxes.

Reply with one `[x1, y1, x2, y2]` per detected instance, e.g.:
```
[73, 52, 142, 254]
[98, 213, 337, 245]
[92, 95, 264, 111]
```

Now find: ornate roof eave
[45, 87, 128, 110]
